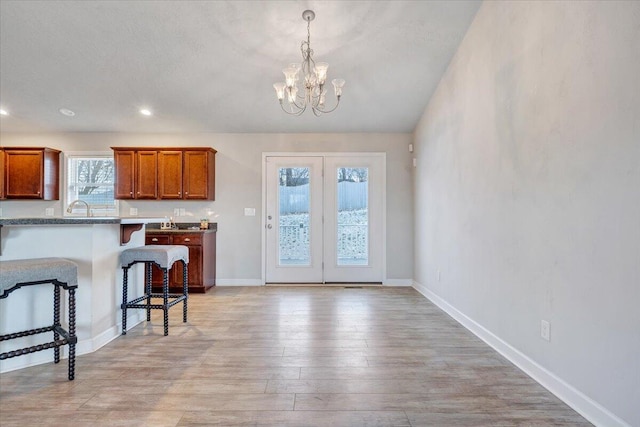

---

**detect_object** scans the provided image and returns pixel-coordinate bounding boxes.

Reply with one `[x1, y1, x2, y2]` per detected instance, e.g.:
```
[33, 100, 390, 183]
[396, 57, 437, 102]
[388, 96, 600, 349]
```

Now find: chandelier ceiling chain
[273, 10, 345, 116]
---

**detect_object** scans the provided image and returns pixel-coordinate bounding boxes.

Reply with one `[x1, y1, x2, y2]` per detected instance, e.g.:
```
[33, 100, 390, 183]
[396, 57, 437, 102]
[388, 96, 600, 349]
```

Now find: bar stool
[0, 258, 78, 380]
[120, 245, 188, 336]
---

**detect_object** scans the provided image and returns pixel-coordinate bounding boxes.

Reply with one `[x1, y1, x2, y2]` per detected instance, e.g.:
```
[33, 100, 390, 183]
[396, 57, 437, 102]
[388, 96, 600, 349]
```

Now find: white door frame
[261, 152, 387, 285]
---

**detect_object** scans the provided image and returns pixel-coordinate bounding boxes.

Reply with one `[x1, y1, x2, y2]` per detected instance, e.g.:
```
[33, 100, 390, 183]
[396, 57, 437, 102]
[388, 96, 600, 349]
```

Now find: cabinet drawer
[172, 234, 202, 246]
[146, 235, 170, 245]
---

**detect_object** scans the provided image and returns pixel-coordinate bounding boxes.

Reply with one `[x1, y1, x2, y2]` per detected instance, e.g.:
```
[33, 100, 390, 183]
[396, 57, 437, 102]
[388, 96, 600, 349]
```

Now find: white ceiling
[0, 0, 481, 134]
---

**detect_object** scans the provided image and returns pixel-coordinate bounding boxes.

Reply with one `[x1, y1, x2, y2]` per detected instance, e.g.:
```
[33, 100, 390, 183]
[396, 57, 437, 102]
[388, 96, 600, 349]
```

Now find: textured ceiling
[0, 0, 481, 133]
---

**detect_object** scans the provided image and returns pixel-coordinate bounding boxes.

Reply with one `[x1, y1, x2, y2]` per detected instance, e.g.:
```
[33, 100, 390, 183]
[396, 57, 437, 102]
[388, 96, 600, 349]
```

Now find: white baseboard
[412, 281, 630, 427]
[383, 279, 413, 287]
[213, 279, 412, 287]
[76, 312, 144, 355]
[215, 279, 263, 286]
[1, 312, 144, 374]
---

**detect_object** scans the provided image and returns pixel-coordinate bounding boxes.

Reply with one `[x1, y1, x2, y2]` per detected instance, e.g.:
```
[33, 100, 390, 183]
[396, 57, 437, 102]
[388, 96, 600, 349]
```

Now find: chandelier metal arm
[311, 97, 341, 116]
[279, 100, 307, 116]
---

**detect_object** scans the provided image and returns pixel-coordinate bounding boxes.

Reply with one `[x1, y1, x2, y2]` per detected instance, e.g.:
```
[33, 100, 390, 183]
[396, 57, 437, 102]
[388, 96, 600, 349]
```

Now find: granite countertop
[146, 222, 217, 233]
[0, 217, 164, 225]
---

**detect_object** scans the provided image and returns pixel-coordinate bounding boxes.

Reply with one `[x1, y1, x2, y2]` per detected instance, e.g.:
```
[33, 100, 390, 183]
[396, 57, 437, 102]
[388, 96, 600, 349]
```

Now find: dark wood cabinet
[183, 150, 215, 200]
[145, 228, 216, 293]
[158, 150, 183, 199]
[0, 149, 4, 199]
[113, 147, 215, 200]
[1, 147, 60, 200]
[114, 149, 158, 199]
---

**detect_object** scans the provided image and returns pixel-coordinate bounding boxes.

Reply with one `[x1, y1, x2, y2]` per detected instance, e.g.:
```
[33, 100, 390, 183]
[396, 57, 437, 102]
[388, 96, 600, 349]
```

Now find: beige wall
[0, 132, 414, 284]
[413, 1, 639, 426]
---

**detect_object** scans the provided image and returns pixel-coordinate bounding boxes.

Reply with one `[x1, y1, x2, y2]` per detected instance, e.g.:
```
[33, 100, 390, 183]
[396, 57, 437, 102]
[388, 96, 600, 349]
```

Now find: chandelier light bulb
[314, 62, 329, 85]
[288, 86, 298, 103]
[272, 10, 345, 116]
[273, 82, 286, 101]
[283, 67, 299, 87]
[332, 79, 346, 98]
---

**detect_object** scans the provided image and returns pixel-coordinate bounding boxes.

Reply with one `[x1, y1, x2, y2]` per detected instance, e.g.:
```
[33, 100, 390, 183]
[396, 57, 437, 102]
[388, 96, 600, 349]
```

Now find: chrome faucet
[67, 200, 91, 217]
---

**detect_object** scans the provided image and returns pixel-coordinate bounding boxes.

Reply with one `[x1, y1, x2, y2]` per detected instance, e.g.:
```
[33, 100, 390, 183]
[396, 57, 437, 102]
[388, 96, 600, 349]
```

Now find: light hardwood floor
[0, 286, 591, 426]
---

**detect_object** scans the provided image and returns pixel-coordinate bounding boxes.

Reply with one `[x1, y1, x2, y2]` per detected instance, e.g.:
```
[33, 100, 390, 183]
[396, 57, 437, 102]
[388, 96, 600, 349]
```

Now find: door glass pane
[337, 167, 368, 265]
[279, 167, 310, 265]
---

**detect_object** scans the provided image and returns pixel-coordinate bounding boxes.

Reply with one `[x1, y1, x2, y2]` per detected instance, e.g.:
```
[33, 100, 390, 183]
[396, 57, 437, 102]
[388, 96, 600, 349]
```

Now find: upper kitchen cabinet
[183, 149, 216, 200]
[114, 147, 216, 201]
[2, 147, 61, 200]
[0, 148, 4, 199]
[113, 149, 158, 199]
[157, 150, 183, 199]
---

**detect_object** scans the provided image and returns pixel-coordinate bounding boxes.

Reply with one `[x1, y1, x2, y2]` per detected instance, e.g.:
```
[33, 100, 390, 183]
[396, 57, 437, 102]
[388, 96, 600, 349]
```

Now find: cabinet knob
[130, 191, 133, 195]
[178, 192, 181, 196]
[185, 192, 188, 195]
[152, 238, 158, 242]
[184, 238, 191, 242]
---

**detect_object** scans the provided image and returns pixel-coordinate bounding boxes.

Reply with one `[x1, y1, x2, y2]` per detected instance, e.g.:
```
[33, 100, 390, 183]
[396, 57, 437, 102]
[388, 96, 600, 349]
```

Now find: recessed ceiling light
[59, 108, 75, 117]
[0, 109, 8, 116]
[140, 109, 152, 116]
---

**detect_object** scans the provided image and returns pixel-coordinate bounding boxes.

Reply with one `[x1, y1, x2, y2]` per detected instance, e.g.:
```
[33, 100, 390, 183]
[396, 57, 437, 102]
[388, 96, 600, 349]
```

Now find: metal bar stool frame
[121, 254, 188, 337]
[0, 259, 78, 381]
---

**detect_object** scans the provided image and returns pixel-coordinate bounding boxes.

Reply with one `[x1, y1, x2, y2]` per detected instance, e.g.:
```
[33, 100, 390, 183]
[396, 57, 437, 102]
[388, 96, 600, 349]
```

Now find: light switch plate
[45, 208, 54, 216]
[541, 320, 550, 341]
[244, 208, 256, 216]
[129, 207, 138, 216]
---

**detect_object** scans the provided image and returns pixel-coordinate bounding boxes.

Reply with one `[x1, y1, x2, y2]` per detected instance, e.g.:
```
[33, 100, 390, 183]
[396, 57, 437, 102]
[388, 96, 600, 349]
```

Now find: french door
[264, 154, 384, 283]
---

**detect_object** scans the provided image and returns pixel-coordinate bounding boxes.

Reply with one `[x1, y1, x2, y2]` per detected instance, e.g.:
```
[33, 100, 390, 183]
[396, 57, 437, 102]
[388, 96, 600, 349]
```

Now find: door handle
[267, 224, 273, 229]
[152, 238, 158, 242]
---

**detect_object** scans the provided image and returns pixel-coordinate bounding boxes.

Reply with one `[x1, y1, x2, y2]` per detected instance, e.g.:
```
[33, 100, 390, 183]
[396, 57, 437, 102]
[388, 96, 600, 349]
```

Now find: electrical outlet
[173, 208, 180, 217]
[45, 208, 54, 216]
[541, 320, 550, 341]
[129, 207, 138, 216]
[179, 208, 186, 216]
[0, 207, 3, 217]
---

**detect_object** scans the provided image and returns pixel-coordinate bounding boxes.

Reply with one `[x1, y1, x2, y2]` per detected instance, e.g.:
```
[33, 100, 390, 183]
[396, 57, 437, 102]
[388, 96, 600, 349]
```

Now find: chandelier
[273, 10, 345, 116]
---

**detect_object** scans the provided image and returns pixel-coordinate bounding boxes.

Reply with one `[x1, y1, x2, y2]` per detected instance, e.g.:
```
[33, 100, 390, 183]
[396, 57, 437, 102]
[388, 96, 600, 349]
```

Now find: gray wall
[413, 1, 639, 425]
[0, 132, 414, 284]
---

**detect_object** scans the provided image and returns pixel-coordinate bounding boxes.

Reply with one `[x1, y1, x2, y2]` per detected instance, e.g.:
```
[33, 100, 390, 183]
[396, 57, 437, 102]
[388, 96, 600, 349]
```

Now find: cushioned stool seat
[120, 245, 189, 336]
[0, 258, 78, 380]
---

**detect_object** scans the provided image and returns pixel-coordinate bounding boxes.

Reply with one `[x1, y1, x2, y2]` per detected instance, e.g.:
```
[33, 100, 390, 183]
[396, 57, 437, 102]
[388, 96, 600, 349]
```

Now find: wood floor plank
[177, 410, 411, 426]
[0, 286, 591, 426]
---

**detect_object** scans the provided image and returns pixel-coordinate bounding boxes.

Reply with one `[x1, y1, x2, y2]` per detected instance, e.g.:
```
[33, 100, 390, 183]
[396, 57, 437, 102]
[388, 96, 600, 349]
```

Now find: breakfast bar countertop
[0, 216, 163, 225]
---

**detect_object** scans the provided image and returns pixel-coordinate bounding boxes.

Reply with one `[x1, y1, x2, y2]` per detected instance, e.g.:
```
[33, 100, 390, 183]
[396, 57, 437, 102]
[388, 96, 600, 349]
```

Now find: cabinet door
[172, 245, 202, 289]
[114, 150, 136, 199]
[158, 151, 183, 199]
[4, 150, 44, 198]
[171, 234, 203, 289]
[145, 234, 171, 288]
[183, 150, 212, 200]
[0, 149, 5, 199]
[136, 151, 158, 199]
